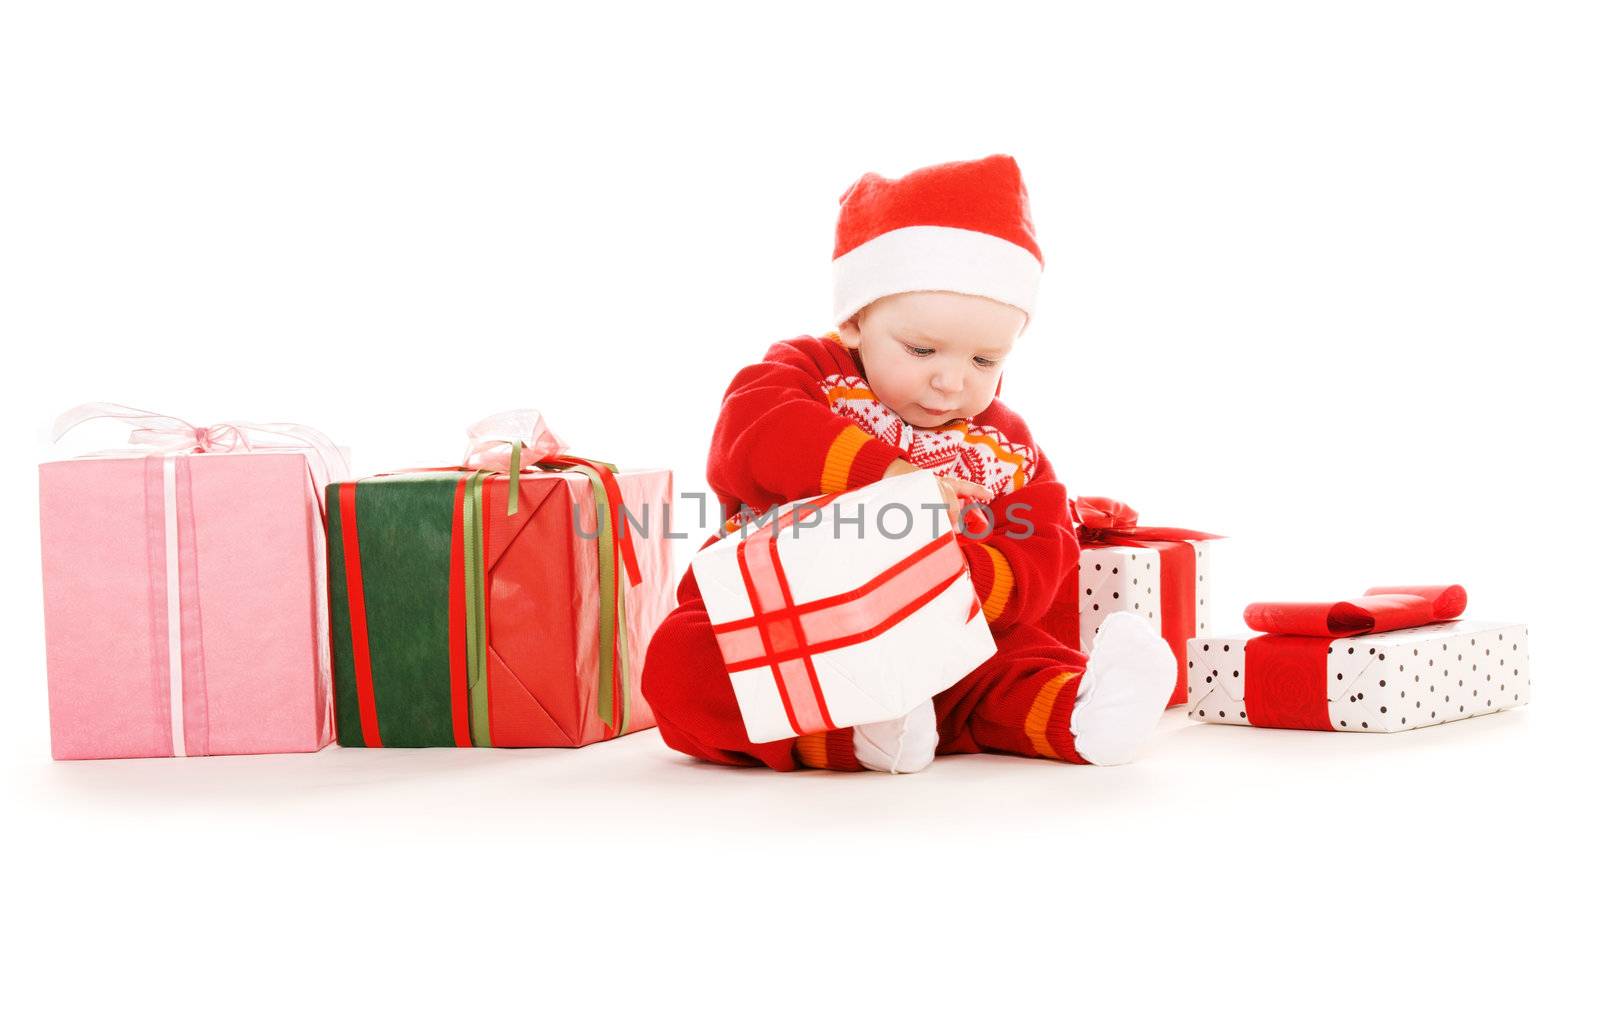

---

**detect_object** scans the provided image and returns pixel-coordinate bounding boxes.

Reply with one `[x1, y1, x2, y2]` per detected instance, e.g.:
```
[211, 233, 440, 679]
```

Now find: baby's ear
[835, 318, 863, 349]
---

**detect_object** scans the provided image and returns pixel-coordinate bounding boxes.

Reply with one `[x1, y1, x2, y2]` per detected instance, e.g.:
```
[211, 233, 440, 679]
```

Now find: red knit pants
[642, 571, 1092, 771]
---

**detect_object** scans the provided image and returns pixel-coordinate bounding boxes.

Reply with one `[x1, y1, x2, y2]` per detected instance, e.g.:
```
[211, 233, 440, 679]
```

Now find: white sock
[852, 698, 938, 774]
[1070, 611, 1177, 766]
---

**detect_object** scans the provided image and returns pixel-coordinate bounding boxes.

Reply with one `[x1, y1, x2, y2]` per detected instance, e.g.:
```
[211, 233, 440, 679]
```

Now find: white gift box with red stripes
[691, 471, 997, 744]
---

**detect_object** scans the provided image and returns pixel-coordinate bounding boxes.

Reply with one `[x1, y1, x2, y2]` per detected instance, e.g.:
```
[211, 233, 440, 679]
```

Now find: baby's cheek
[882, 383, 923, 421]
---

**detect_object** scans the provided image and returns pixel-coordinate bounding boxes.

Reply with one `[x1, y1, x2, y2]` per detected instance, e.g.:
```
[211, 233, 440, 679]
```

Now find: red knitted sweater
[704, 332, 1076, 631]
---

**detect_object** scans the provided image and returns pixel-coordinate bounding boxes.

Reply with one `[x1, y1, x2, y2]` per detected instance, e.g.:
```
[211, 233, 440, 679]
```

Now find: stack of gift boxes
[38, 404, 1530, 761]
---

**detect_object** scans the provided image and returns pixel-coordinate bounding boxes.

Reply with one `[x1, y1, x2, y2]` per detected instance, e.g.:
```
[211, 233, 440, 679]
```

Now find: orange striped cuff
[974, 543, 1015, 622]
[796, 729, 864, 771]
[820, 425, 875, 494]
[1023, 670, 1084, 762]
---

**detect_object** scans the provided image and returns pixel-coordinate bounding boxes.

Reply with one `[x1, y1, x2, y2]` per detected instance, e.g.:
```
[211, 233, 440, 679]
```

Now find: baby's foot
[853, 699, 938, 773]
[1070, 611, 1177, 765]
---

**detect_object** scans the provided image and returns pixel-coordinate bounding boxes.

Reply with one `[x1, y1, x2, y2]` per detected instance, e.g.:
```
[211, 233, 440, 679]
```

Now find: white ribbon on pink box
[42, 403, 349, 759]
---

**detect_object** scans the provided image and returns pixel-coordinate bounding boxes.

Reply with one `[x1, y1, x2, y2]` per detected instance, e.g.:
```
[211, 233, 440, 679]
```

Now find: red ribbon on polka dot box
[690, 471, 996, 744]
[1187, 585, 1530, 732]
[1051, 496, 1222, 710]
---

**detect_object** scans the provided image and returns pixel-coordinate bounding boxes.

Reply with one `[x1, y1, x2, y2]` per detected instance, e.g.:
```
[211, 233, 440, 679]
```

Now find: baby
[641, 154, 1175, 773]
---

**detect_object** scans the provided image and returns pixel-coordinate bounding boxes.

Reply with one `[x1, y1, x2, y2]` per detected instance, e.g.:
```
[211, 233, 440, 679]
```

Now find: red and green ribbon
[455, 453, 641, 740]
[329, 450, 642, 747]
[461, 470, 493, 745]
[536, 454, 641, 733]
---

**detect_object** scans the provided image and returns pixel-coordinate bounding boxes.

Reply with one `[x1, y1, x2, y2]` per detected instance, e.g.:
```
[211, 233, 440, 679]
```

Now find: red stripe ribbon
[1243, 636, 1337, 731]
[337, 483, 383, 748]
[547, 454, 643, 589]
[446, 477, 473, 747]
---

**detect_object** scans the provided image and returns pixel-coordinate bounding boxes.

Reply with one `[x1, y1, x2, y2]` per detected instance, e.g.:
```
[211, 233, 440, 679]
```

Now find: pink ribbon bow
[51, 402, 350, 488]
[462, 409, 567, 471]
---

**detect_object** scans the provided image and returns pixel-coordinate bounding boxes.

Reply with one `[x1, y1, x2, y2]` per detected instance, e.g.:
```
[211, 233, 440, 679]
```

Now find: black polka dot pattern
[1186, 621, 1530, 733]
[1077, 542, 1213, 703]
[1078, 546, 1159, 649]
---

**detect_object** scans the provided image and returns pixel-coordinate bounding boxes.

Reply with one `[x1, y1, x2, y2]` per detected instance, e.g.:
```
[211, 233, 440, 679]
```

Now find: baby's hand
[938, 476, 993, 533]
[885, 459, 991, 530]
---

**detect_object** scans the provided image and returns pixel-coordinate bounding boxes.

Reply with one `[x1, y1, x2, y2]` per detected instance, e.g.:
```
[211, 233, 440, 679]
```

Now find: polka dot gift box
[1045, 496, 1222, 709]
[1187, 585, 1530, 732]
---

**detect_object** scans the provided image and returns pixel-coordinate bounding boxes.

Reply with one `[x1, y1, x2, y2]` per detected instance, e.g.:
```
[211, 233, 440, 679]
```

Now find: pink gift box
[40, 450, 335, 759]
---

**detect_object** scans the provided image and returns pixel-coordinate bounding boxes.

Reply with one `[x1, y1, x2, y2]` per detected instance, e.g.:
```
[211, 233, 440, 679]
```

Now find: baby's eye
[974, 356, 998, 368]
[903, 344, 935, 357]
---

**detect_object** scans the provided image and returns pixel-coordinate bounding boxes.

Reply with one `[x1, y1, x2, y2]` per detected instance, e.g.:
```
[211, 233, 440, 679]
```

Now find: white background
[3, 1, 1595, 1027]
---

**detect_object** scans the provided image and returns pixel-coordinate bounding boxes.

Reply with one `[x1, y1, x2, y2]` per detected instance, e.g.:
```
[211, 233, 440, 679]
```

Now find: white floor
[9, 695, 1590, 1028]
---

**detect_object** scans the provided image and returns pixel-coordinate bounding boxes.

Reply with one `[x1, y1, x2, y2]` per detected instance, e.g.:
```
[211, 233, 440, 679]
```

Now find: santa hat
[832, 154, 1043, 326]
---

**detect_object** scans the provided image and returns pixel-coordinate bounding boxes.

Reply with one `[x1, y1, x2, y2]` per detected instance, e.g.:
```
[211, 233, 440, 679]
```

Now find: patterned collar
[813, 331, 1038, 496]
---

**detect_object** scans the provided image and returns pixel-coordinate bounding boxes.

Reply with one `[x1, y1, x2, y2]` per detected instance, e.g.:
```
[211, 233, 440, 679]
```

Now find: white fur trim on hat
[831, 225, 1042, 326]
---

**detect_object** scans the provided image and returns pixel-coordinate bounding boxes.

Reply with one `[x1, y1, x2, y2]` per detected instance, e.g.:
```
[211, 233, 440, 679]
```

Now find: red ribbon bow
[1072, 496, 1221, 546]
[1244, 585, 1468, 638]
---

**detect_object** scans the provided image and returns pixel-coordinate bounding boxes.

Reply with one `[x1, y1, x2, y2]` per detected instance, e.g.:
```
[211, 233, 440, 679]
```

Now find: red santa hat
[832, 154, 1043, 326]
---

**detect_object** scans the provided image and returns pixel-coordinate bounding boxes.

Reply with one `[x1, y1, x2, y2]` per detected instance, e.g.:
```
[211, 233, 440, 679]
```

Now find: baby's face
[837, 291, 1025, 429]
